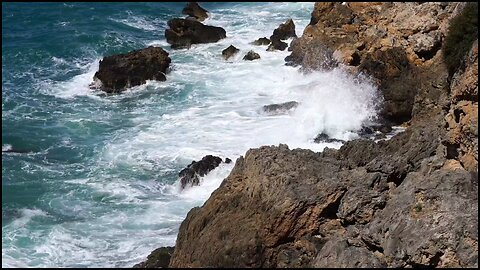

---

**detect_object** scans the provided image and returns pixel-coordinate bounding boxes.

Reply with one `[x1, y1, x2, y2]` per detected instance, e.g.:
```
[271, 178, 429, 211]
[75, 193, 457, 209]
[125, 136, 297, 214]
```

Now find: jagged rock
[182, 2, 208, 22]
[133, 246, 174, 268]
[267, 39, 288, 51]
[165, 18, 226, 49]
[252, 37, 271, 46]
[313, 133, 345, 144]
[222, 45, 239, 60]
[179, 155, 223, 189]
[262, 101, 298, 114]
[270, 19, 297, 41]
[225, 158, 232, 164]
[409, 30, 442, 60]
[91, 46, 171, 93]
[243, 50, 260, 61]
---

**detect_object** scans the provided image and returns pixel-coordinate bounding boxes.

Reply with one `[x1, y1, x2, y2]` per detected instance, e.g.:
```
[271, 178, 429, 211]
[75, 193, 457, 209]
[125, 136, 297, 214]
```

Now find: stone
[182, 2, 208, 22]
[165, 18, 226, 49]
[178, 155, 223, 189]
[243, 50, 260, 61]
[262, 101, 299, 114]
[252, 37, 271, 46]
[222, 45, 239, 60]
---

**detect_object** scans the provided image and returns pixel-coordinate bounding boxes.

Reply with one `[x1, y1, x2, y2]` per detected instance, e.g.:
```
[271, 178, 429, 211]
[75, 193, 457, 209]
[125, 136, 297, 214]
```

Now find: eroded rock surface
[165, 18, 226, 49]
[179, 155, 223, 189]
[182, 2, 208, 22]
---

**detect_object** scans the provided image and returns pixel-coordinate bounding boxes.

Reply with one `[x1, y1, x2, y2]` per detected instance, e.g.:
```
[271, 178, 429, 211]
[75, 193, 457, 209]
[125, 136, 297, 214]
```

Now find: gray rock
[243, 50, 260, 61]
[262, 101, 298, 114]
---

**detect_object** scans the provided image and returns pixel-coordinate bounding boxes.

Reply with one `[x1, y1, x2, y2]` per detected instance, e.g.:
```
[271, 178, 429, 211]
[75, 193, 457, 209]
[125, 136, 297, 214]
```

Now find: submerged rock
[262, 101, 299, 114]
[267, 39, 289, 51]
[133, 246, 174, 268]
[243, 50, 260, 61]
[252, 37, 271, 46]
[313, 133, 345, 143]
[222, 45, 239, 60]
[182, 2, 209, 22]
[165, 18, 226, 49]
[92, 46, 171, 93]
[270, 18, 297, 41]
[179, 155, 223, 189]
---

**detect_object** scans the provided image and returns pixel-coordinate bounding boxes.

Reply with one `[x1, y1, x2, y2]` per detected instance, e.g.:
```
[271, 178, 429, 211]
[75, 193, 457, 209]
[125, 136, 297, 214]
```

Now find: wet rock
[243, 50, 260, 61]
[262, 101, 298, 114]
[267, 39, 288, 51]
[252, 37, 271, 46]
[179, 155, 223, 189]
[165, 18, 226, 49]
[92, 46, 171, 93]
[225, 158, 232, 164]
[270, 19, 297, 41]
[134, 246, 174, 268]
[222, 45, 239, 60]
[182, 2, 208, 22]
[313, 133, 345, 144]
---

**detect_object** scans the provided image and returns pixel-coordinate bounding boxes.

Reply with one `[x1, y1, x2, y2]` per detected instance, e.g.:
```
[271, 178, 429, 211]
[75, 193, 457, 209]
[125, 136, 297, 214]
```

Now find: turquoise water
[2, 2, 379, 267]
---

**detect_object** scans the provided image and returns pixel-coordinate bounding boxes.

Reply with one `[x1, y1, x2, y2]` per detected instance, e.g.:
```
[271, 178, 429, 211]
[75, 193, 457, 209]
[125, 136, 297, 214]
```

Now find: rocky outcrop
[91, 46, 171, 93]
[134, 247, 174, 268]
[267, 19, 297, 51]
[252, 37, 271, 46]
[165, 18, 226, 49]
[286, 2, 467, 124]
[243, 50, 260, 61]
[182, 2, 208, 22]
[222, 45, 239, 60]
[313, 133, 345, 144]
[262, 101, 298, 114]
[178, 155, 223, 189]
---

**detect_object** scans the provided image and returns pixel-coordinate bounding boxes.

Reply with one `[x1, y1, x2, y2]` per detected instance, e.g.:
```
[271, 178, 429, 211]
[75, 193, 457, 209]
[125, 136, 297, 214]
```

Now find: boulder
[252, 37, 271, 46]
[243, 50, 260, 61]
[262, 101, 298, 114]
[313, 133, 345, 143]
[270, 19, 297, 41]
[165, 18, 226, 49]
[133, 247, 174, 268]
[179, 155, 223, 189]
[182, 2, 208, 22]
[222, 45, 239, 60]
[92, 46, 171, 93]
[267, 39, 288, 51]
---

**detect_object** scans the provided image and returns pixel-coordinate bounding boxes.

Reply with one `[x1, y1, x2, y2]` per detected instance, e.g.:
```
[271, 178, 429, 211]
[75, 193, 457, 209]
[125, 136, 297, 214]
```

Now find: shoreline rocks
[178, 155, 223, 189]
[92, 46, 171, 93]
[182, 2, 209, 22]
[165, 18, 226, 49]
[262, 101, 299, 114]
[252, 37, 271, 46]
[267, 19, 297, 51]
[222, 45, 239, 60]
[243, 50, 260, 61]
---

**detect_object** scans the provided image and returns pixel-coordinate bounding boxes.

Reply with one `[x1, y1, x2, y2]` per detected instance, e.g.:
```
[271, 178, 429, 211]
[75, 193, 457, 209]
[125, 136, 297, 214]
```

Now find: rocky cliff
[140, 2, 478, 268]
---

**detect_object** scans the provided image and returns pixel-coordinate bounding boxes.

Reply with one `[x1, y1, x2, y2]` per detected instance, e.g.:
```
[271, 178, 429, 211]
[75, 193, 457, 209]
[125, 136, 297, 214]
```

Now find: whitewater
[2, 3, 380, 267]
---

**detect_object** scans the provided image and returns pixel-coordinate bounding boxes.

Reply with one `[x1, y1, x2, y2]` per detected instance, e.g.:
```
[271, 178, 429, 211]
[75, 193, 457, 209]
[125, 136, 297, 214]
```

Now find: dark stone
[262, 101, 299, 114]
[222, 45, 239, 60]
[165, 18, 226, 49]
[92, 46, 171, 93]
[267, 39, 288, 51]
[252, 37, 271, 46]
[243, 50, 260, 61]
[182, 2, 208, 22]
[179, 155, 223, 189]
[133, 246, 174, 268]
[313, 133, 345, 143]
[270, 19, 297, 41]
[225, 158, 232, 164]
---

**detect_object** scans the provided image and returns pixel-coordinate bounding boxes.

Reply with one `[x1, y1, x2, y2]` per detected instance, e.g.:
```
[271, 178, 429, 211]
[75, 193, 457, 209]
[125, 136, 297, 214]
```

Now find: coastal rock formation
[252, 37, 271, 46]
[313, 133, 345, 144]
[133, 247, 174, 268]
[267, 19, 297, 51]
[178, 155, 223, 189]
[91, 46, 171, 93]
[165, 18, 226, 49]
[243, 50, 260, 61]
[222, 45, 239, 60]
[286, 2, 469, 124]
[182, 2, 208, 22]
[262, 101, 298, 114]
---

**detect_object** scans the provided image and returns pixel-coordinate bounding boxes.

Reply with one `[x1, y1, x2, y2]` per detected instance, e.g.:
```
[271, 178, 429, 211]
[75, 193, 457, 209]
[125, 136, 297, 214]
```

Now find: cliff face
[141, 2, 478, 268]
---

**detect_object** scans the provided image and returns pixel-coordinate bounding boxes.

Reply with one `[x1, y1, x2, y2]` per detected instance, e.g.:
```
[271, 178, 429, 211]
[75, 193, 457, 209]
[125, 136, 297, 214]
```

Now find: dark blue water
[2, 2, 380, 267]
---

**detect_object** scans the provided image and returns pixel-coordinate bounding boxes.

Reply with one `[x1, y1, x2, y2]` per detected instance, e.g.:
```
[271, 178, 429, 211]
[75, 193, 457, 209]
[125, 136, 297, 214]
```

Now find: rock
[262, 101, 299, 114]
[92, 46, 171, 93]
[222, 45, 239, 60]
[165, 18, 226, 49]
[270, 19, 297, 41]
[134, 246, 174, 268]
[313, 133, 345, 144]
[267, 39, 288, 51]
[243, 50, 260, 61]
[409, 30, 442, 60]
[182, 2, 208, 22]
[179, 155, 223, 189]
[252, 37, 271, 46]
[225, 158, 232, 164]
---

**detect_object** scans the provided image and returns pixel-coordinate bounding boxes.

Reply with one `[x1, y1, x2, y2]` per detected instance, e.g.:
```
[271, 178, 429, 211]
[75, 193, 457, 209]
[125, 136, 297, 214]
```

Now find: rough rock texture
[262, 101, 299, 114]
[140, 3, 478, 268]
[165, 18, 226, 49]
[243, 50, 260, 61]
[252, 37, 271, 46]
[91, 46, 171, 93]
[178, 155, 223, 189]
[267, 19, 297, 51]
[313, 133, 345, 144]
[286, 2, 468, 124]
[182, 2, 208, 22]
[222, 45, 239, 60]
[134, 247, 174, 268]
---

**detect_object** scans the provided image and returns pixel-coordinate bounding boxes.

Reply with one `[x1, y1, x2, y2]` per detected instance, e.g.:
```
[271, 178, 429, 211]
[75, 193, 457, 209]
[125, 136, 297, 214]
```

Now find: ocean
[2, 2, 379, 267]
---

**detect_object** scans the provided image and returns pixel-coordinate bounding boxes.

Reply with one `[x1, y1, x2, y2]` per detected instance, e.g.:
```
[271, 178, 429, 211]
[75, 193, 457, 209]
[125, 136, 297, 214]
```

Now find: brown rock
[222, 45, 239, 60]
[182, 2, 208, 22]
[243, 50, 260, 61]
[165, 18, 226, 49]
